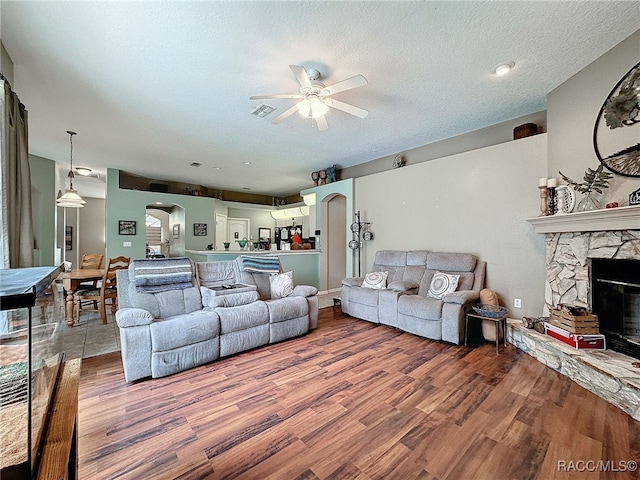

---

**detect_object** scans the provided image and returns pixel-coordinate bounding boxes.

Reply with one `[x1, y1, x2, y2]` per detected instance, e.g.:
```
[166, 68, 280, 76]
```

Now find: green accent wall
[106, 169, 219, 260]
[29, 154, 57, 266]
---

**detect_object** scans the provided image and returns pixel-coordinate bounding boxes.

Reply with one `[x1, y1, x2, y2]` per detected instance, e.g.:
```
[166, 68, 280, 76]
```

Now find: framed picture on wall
[65, 226, 72, 251]
[173, 224, 180, 238]
[194, 223, 207, 236]
[118, 220, 136, 235]
[258, 227, 271, 241]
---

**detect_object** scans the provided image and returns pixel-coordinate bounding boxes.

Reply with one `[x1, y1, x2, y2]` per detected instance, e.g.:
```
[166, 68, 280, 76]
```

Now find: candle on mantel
[547, 178, 557, 188]
[539, 177, 548, 187]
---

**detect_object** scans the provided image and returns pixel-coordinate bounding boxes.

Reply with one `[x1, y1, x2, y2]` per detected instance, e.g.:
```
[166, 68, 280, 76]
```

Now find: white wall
[79, 197, 106, 261]
[355, 134, 548, 317]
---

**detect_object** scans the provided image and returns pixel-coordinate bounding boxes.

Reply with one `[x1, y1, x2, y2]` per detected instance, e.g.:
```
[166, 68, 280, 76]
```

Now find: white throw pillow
[427, 271, 460, 299]
[270, 270, 294, 299]
[361, 271, 388, 289]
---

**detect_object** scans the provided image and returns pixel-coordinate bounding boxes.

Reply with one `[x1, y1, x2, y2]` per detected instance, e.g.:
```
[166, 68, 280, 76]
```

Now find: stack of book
[544, 304, 606, 350]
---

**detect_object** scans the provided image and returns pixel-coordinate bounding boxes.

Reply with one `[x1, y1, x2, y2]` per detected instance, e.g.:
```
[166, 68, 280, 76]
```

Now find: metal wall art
[593, 62, 640, 177]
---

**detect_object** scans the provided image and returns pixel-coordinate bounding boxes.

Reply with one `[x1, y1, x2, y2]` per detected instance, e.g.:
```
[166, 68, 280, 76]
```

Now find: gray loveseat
[341, 250, 486, 344]
[115, 257, 318, 382]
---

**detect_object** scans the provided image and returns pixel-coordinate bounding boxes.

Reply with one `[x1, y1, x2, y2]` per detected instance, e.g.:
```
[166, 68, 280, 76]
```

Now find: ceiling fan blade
[272, 103, 300, 125]
[324, 75, 368, 95]
[315, 115, 329, 131]
[250, 94, 302, 100]
[327, 99, 369, 119]
[290, 65, 312, 89]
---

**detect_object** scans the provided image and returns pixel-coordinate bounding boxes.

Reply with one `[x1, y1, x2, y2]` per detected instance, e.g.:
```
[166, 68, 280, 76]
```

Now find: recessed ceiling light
[190, 162, 202, 167]
[242, 187, 251, 191]
[154, 202, 163, 205]
[243, 161, 251, 165]
[491, 61, 515, 76]
[212, 166, 221, 170]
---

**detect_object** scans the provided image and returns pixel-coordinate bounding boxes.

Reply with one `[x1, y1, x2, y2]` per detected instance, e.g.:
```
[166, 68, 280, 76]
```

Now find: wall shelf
[526, 205, 640, 234]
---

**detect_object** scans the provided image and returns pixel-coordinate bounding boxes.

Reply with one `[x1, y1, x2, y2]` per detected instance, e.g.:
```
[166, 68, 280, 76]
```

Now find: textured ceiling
[1, 1, 638, 199]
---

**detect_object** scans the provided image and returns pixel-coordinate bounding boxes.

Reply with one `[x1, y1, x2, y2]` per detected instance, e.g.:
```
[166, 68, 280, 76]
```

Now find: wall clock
[593, 61, 640, 177]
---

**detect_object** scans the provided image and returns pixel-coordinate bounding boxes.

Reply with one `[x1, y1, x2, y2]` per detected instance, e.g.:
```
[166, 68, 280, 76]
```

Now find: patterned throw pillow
[269, 270, 294, 299]
[361, 271, 389, 289]
[427, 271, 460, 299]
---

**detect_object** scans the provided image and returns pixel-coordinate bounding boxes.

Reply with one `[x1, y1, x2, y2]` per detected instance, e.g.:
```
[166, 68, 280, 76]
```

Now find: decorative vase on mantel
[577, 192, 603, 211]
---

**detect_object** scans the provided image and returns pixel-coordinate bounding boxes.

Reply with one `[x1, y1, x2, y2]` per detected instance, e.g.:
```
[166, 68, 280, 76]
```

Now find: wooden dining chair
[78, 253, 105, 294]
[75, 256, 130, 324]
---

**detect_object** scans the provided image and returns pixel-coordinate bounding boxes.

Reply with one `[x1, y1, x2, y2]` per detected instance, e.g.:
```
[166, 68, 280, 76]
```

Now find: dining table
[60, 268, 105, 327]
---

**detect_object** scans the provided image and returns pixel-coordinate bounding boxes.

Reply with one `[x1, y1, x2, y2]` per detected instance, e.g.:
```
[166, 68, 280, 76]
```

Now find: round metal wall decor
[593, 61, 640, 177]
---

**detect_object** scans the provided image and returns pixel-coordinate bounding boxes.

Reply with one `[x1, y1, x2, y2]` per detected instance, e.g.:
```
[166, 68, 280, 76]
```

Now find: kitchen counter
[185, 249, 320, 288]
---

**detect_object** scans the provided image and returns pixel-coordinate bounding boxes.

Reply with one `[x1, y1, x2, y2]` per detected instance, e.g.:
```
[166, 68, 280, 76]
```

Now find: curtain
[1, 77, 33, 268]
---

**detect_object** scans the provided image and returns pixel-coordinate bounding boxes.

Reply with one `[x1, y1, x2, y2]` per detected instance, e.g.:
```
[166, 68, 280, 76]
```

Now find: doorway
[215, 213, 228, 250]
[227, 218, 250, 250]
[320, 194, 347, 292]
[145, 204, 184, 257]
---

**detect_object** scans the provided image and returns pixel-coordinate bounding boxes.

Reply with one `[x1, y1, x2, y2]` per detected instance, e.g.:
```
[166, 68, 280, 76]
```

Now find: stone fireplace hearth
[522, 205, 640, 418]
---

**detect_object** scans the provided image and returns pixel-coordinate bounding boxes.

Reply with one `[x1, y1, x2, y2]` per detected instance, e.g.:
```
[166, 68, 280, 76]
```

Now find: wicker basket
[472, 304, 508, 318]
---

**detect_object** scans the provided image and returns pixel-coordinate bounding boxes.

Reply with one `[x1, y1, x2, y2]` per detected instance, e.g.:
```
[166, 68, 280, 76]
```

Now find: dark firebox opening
[591, 258, 640, 360]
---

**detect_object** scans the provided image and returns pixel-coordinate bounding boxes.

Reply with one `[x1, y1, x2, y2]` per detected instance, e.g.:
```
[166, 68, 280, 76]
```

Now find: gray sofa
[115, 257, 318, 382]
[341, 250, 486, 344]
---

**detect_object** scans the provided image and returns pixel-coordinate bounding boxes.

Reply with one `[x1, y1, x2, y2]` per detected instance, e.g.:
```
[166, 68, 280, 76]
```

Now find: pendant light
[57, 130, 86, 208]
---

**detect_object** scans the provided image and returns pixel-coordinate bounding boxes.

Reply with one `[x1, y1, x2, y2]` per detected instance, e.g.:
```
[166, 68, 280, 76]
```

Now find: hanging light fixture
[57, 130, 86, 208]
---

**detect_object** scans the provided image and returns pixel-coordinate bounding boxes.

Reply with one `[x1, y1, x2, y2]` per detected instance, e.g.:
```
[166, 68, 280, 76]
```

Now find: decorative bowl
[472, 304, 508, 318]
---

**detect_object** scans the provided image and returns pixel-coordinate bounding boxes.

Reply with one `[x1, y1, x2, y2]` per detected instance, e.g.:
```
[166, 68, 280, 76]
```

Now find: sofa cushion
[270, 271, 294, 298]
[398, 295, 443, 320]
[196, 261, 235, 287]
[362, 271, 388, 289]
[342, 277, 364, 287]
[150, 309, 220, 352]
[388, 280, 419, 292]
[266, 296, 308, 323]
[216, 301, 269, 334]
[427, 252, 476, 272]
[127, 284, 203, 319]
[349, 286, 381, 307]
[427, 272, 460, 299]
[201, 288, 259, 308]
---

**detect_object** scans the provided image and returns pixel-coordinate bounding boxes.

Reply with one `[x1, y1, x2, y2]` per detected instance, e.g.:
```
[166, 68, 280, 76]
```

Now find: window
[145, 214, 162, 255]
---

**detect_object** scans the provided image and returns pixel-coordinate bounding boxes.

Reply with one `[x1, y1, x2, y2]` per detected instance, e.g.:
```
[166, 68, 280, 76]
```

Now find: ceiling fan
[250, 65, 368, 131]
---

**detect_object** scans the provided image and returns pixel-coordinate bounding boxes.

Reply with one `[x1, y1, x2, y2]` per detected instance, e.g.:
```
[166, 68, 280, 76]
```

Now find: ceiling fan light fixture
[298, 97, 330, 119]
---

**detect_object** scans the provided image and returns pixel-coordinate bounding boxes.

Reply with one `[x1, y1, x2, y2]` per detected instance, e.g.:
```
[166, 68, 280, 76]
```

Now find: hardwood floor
[78, 308, 639, 480]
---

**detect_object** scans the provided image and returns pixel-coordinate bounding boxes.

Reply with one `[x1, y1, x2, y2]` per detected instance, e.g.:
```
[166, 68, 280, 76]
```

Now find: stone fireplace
[544, 229, 640, 358]
[518, 205, 640, 419]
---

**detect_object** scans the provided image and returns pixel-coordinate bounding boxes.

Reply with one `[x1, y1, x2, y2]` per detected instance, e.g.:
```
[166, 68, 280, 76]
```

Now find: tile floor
[44, 291, 340, 360]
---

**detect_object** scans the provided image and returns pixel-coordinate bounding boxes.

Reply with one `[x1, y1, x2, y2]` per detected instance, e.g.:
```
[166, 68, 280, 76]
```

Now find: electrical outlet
[123, 241, 132, 247]
[514, 298, 522, 309]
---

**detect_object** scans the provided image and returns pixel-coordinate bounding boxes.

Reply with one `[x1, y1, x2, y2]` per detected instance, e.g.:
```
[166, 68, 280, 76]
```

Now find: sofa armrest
[388, 280, 419, 293]
[442, 290, 479, 305]
[291, 285, 318, 298]
[116, 307, 154, 327]
[342, 277, 363, 287]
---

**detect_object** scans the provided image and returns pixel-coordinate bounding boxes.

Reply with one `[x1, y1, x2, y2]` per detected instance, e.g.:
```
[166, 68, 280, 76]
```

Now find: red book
[544, 322, 606, 350]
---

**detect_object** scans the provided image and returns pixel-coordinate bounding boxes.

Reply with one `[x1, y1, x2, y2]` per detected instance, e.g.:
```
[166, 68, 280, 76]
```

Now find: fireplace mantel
[526, 205, 640, 234]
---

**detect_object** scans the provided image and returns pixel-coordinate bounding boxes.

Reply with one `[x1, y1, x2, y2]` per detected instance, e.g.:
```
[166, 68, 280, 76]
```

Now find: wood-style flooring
[78, 308, 640, 480]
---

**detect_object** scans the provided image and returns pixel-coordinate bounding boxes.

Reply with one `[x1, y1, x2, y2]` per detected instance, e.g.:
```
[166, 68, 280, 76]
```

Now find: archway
[145, 203, 185, 258]
[320, 193, 347, 292]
